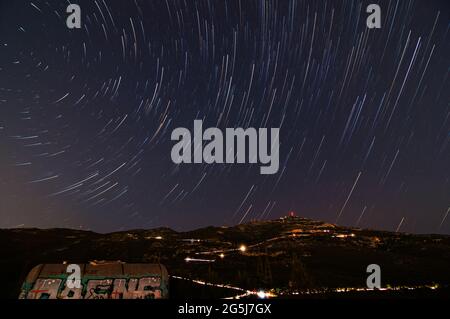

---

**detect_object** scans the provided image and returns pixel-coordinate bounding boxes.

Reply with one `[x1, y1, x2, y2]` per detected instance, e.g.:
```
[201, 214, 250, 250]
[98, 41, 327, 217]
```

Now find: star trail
[0, 0, 449, 233]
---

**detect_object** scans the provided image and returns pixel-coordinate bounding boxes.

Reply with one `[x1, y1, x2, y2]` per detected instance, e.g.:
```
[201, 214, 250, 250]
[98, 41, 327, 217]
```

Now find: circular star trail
[0, 0, 449, 233]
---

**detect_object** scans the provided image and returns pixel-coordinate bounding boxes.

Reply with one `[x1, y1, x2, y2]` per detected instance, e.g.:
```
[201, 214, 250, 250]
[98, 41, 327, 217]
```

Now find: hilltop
[1, 216, 450, 298]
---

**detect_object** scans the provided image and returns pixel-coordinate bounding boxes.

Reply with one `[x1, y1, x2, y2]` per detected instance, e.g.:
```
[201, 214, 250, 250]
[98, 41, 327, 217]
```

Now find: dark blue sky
[0, 0, 449, 233]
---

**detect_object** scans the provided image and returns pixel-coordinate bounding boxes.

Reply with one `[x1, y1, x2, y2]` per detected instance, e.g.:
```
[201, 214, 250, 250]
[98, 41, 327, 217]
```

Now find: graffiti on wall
[19, 262, 169, 299]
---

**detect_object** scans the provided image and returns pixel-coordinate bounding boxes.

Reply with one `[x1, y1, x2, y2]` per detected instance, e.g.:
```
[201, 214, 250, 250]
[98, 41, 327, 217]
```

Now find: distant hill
[1, 216, 450, 299]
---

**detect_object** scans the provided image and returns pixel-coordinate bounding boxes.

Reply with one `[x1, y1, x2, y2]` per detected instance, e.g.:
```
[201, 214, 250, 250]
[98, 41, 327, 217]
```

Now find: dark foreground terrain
[1, 216, 449, 299]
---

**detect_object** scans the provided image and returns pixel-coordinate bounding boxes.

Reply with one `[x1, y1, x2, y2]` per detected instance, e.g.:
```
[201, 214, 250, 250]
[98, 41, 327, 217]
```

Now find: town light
[257, 290, 267, 299]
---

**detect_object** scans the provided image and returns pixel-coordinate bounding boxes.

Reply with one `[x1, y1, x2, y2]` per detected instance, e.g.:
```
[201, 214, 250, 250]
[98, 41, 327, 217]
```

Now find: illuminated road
[171, 274, 440, 299]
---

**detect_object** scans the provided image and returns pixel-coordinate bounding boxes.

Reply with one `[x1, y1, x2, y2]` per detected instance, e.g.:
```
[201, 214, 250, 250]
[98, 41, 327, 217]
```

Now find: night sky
[0, 0, 449, 234]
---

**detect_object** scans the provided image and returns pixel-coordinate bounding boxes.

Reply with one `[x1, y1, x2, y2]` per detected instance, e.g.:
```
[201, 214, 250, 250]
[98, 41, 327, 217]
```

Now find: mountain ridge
[1, 216, 449, 298]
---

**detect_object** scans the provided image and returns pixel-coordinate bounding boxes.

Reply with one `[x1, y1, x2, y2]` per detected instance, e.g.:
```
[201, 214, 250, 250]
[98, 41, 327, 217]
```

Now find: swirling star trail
[0, 0, 449, 233]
